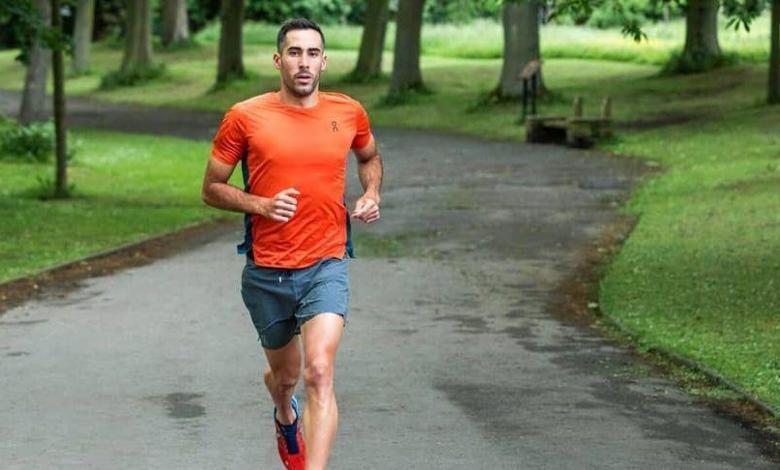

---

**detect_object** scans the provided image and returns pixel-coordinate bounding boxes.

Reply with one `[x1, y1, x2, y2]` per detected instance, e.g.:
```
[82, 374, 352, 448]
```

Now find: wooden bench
[526, 96, 613, 148]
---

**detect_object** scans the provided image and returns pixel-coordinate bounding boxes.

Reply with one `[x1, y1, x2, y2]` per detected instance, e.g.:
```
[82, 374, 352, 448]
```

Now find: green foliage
[585, 0, 676, 29]
[0, 0, 68, 62]
[0, 120, 79, 164]
[99, 64, 167, 90]
[423, 0, 502, 24]
[0, 121, 55, 163]
[0, 1, 41, 59]
[245, 0, 355, 24]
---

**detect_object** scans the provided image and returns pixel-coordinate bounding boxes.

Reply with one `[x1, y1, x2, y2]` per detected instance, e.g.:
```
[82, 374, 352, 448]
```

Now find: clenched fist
[260, 188, 300, 223]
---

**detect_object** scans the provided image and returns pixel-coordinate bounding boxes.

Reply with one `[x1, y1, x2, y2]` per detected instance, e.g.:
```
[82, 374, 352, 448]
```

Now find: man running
[201, 18, 383, 470]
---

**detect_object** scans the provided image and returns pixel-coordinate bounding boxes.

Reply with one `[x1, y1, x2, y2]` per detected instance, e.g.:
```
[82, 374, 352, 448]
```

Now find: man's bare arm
[351, 136, 383, 223]
[201, 157, 299, 223]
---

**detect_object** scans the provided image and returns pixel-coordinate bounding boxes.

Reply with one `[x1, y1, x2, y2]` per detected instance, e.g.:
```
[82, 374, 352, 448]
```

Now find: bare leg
[300, 313, 344, 470]
[263, 336, 302, 425]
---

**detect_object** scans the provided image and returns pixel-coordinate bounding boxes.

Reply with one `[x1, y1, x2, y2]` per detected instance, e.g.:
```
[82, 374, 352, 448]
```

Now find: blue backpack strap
[345, 199, 355, 258]
[237, 156, 253, 256]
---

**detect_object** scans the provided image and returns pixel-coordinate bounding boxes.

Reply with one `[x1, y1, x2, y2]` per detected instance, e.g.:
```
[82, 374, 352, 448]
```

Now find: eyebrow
[286, 46, 322, 53]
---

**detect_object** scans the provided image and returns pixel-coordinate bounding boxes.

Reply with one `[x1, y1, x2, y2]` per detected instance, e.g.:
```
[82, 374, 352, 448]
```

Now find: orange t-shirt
[211, 91, 373, 269]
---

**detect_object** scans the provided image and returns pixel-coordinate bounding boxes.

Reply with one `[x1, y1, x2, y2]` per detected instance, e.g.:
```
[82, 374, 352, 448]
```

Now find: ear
[321, 54, 328, 72]
[273, 52, 282, 71]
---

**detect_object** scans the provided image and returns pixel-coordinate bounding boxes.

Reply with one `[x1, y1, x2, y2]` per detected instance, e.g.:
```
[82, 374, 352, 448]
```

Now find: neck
[278, 85, 319, 108]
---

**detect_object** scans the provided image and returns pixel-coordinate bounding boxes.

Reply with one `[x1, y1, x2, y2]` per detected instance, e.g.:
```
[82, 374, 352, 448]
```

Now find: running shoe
[274, 396, 305, 470]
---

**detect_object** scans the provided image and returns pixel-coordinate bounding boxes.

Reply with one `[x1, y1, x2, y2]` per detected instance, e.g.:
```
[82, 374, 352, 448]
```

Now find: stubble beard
[283, 73, 320, 98]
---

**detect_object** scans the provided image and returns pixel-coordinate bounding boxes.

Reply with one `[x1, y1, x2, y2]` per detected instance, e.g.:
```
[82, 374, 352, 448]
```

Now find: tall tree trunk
[19, 0, 51, 125]
[216, 0, 245, 84]
[72, 0, 95, 75]
[162, 0, 190, 47]
[680, 0, 721, 69]
[497, 0, 543, 99]
[51, 0, 68, 198]
[389, 0, 425, 95]
[121, 0, 154, 73]
[351, 0, 390, 80]
[769, 0, 780, 104]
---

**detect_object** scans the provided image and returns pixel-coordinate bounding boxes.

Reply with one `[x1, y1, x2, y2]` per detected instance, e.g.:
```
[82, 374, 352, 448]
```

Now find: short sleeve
[211, 106, 248, 165]
[351, 103, 373, 150]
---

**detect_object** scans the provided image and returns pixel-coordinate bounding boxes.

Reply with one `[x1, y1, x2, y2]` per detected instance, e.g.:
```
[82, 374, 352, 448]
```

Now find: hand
[260, 187, 300, 222]
[351, 194, 380, 224]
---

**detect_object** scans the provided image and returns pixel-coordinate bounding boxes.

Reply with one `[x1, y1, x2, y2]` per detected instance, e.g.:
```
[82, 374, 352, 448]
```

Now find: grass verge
[0, 129, 238, 283]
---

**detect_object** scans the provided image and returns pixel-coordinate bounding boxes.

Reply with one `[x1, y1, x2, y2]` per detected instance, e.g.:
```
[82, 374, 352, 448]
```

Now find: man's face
[274, 29, 327, 98]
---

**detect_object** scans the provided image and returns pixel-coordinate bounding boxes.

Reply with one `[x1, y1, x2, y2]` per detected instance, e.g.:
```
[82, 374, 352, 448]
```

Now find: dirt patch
[547, 214, 780, 463]
[0, 218, 238, 317]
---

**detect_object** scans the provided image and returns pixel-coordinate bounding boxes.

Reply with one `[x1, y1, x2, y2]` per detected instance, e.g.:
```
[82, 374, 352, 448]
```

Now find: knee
[303, 359, 333, 394]
[269, 366, 300, 390]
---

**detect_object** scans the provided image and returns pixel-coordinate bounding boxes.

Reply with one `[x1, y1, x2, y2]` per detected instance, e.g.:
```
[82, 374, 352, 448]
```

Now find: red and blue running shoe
[274, 396, 305, 470]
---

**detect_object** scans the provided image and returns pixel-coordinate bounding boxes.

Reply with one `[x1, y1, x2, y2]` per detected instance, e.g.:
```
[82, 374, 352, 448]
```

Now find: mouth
[294, 74, 313, 83]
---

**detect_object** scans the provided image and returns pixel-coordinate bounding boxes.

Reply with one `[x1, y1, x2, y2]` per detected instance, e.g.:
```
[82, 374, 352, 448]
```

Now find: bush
[0, 121, 55, 163]
[100, 64, 167, 90]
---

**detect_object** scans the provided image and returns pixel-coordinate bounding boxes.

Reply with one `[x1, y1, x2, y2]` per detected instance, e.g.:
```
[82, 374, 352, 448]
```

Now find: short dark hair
[277, 18, 325, 52]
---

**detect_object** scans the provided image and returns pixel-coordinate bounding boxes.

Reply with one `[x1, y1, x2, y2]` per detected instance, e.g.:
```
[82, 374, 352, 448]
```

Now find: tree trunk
[162, 0, 190, 47]
[681, 0, 721, 68]
[51, 0, 68, 198]
[769, 0, 780, 104]
[351, 0, 390, 80]
[216, 0, 245, 84]
[497, 0, 543, 99]
[19, 0, 51, 125]
[121, 0, 154, 73]
[72, 0, 95, 75]
[389, 0, 425, 95]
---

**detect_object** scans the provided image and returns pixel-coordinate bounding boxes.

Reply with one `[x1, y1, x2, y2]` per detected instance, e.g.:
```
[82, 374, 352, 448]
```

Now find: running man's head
[274, 18, 327, 98]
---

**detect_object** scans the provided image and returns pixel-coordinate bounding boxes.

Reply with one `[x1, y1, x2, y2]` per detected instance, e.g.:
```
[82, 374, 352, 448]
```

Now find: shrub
[0, 121, 55, 163]
[99, 63, 167, 90]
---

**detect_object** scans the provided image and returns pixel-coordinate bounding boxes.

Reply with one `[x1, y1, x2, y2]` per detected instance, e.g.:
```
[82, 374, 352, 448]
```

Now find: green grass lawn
[192, 14, 773, 64]
[0, 130, 237, 283]
[0, 19, 778, 415]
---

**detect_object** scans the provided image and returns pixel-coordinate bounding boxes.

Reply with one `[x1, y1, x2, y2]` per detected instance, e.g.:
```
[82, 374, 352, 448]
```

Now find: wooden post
[601, 97, 612, 119]
[573, 96, 583, 118]
[519, 59, 541, 122]
[51, 0, 68, 198]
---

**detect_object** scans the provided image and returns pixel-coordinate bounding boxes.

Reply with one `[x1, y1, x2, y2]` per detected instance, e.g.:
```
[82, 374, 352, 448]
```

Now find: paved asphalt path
[1, 92, 777, 468]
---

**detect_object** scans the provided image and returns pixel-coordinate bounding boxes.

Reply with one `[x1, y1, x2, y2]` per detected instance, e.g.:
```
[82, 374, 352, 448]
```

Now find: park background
[1, 0, 779, 438]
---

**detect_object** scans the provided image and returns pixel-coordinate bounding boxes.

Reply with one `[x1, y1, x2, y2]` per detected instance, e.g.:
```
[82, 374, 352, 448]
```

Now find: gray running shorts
[241, 257, 349, 350]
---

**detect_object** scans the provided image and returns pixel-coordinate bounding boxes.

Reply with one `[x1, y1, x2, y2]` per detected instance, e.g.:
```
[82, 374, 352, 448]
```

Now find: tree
[72, 0, 95, 75]
[348, 0, 390, 82]
[19, 0, 51, 125]
[388, 0, 426, 97]
[121, 0, 154, 74]
[496, 0, 543, 99]
[678, 0, 722, 71]
[51, 0, 68, 198]
[161, 0, 190, 47]
[770, 0, 779, 104]
[216, 0, 246, 85]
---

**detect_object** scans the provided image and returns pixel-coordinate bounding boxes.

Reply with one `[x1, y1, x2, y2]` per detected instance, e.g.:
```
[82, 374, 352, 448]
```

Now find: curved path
[0, 91, 776, 468]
